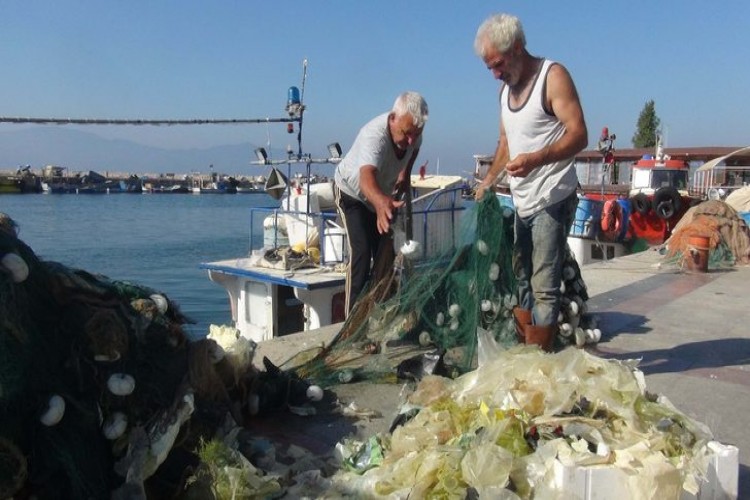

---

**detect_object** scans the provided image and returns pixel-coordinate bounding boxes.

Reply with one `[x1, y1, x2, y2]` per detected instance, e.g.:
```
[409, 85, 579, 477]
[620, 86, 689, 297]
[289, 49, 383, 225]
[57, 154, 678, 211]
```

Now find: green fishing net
[294, 191, 590, 387]
[0, 213, 196, 498]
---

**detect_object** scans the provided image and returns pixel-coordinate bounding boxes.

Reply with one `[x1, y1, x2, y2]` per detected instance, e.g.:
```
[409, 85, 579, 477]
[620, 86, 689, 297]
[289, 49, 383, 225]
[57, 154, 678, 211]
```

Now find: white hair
[474, 13, 526, 58]
[392, 91, 429, 128]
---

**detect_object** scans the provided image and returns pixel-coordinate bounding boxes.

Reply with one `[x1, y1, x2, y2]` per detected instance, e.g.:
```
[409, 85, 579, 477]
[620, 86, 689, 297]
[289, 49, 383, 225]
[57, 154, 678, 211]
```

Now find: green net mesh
[0, 213, 195, 498]
[293, 192, 590, 387]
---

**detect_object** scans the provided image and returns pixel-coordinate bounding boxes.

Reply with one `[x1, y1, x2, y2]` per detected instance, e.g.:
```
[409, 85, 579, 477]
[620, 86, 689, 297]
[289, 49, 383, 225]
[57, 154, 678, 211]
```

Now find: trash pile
[0, 213, 323, 498]
[323, 346, 721, 499]
[663, 199, 750, 268]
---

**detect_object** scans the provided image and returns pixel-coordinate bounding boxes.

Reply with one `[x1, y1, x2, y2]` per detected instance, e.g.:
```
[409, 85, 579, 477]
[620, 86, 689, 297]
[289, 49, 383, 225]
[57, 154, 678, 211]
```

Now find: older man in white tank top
[474, 13, 588, 351]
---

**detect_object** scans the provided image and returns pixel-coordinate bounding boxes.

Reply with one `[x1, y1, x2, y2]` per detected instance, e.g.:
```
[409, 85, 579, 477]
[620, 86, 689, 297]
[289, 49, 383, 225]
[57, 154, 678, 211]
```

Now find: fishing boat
[0, 166, 42, 193]
[200, 173, 464, 343]
[581, 140, 699, 246]
[190, 172, 238, 194]
[200, 63, 466, 342]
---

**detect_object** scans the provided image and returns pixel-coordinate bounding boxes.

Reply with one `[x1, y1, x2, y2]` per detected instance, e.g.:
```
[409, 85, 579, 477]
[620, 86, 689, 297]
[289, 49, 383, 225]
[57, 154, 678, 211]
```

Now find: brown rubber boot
[525, 324, 557, 352]
[512, 307, 533, 344]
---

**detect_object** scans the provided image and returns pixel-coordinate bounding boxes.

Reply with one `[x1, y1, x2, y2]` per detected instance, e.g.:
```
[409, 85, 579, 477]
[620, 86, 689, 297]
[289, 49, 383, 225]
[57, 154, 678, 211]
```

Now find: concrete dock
[252, 247, 749, 496]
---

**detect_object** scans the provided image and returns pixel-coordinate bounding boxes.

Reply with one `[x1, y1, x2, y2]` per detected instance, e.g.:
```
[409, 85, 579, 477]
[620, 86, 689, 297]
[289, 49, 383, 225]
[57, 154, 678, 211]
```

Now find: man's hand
[505, 151, 541, 177]
[373, 194, 405, 234]
[475, 182, 492, 201]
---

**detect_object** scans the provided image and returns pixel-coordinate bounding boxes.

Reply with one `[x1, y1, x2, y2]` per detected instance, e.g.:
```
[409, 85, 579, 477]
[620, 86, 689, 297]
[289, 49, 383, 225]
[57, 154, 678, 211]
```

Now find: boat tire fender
[653, 187, 682, 220]
[631, 193, 650, 215]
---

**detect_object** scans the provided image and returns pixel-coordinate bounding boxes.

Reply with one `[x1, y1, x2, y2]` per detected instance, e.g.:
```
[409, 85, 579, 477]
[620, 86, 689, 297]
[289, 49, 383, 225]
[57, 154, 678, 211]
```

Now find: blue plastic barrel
[569, 197, 603, 238]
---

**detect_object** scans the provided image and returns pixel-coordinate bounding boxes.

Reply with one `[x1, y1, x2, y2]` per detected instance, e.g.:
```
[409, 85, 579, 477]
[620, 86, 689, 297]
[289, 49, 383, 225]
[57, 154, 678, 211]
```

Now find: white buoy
[436, 312, 445, 326]
[559, 323, 573, 337]
[1, 253, 29, 283]
[488, 263, 500, 281]
[574, 328, 586, 348]
[400, 240, 420, 258]
[149, 294, 169, 314]
[592, 328, 602, 342]
[418, 330, 431, 346]
[481, 300, 492, 312]
[40, 394, 66, 426]
[107, 373, 136, 396]
[476, 239, 489, 255]
[103, 412, 128, 440]
[448, 304, 461, 318]
[306, 385, 324, 402]
[585, 329, 596, 344]
[569, 300, 579, 316]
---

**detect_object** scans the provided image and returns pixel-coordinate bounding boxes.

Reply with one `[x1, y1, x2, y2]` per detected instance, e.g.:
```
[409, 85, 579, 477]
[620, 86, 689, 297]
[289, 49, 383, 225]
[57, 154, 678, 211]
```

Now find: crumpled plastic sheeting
[330, 346, 716, 499]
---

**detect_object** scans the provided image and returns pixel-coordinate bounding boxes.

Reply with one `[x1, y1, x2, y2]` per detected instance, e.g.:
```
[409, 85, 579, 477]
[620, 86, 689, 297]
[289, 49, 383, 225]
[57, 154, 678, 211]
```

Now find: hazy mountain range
[0, 127, 264, 176]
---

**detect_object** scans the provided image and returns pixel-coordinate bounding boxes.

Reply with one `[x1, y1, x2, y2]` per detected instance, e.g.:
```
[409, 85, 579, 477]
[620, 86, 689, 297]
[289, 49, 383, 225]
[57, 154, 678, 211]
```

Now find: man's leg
[529, 193, 578, 326]
[335, 187, 378, 312]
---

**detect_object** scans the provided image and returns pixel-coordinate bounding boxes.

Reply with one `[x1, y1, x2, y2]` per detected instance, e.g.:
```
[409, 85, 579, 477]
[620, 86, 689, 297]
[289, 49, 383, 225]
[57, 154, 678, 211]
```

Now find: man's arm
[394, 149, 420, 196]
[505, 63, 588, 177]
[359, 165, 406, 234]
[475, 125, 509, 200]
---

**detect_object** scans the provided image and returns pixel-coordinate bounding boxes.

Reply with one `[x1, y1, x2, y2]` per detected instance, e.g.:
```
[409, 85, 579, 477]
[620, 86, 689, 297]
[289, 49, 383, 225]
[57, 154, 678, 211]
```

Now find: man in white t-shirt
[334, 91, 428, 313]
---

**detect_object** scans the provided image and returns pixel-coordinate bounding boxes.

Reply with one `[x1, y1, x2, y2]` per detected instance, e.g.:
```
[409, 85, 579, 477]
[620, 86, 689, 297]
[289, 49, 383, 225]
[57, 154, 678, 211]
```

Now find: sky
[1, 1, 748, 176]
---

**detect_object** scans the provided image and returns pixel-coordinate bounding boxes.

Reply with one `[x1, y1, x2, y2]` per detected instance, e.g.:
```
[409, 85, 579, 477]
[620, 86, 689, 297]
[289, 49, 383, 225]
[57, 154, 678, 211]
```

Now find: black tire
[631, 193, 651, 215]
[653, 187, 682, 220]
[655, 200, 675, 219]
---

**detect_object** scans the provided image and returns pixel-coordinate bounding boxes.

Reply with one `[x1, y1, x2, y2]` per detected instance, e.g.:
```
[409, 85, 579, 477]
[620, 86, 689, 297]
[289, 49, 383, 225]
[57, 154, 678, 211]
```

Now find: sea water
[1, 192, 280, 338]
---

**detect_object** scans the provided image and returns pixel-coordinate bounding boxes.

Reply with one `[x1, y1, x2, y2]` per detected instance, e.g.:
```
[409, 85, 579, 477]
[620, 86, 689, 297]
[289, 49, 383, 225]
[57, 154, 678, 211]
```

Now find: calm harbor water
[1, 192, 280, 338]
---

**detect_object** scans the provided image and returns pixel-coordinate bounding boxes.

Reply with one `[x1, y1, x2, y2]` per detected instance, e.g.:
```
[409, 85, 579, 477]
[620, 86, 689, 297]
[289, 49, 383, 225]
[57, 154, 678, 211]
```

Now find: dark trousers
[334, 185, 385, 312]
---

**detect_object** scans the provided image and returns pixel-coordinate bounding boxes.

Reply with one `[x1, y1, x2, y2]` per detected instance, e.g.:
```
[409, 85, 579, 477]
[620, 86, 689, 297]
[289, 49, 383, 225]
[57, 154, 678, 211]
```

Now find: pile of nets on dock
[0, 213, 323, 498]
[663, 199, 750, 268]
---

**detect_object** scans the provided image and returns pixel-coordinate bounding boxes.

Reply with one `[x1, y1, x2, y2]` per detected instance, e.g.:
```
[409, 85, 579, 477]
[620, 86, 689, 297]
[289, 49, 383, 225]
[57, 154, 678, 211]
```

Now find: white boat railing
[249, 185, 466, 266]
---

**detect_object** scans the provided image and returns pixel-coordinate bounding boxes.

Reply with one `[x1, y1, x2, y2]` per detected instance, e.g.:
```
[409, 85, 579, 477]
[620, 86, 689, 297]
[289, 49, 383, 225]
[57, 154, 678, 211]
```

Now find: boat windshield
[651, 169, 688, 190]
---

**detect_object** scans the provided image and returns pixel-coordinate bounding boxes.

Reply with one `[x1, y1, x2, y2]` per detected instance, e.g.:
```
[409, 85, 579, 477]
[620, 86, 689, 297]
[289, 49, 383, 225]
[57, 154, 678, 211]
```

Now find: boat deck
[252, 248, 750, 496]
[200, 257, 345, 290]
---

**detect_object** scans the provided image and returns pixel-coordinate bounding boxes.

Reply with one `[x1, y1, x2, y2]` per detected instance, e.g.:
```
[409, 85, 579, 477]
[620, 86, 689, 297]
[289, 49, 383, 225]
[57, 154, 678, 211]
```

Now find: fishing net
[663, 199, 750, 268]
[293, 192, 592, 387]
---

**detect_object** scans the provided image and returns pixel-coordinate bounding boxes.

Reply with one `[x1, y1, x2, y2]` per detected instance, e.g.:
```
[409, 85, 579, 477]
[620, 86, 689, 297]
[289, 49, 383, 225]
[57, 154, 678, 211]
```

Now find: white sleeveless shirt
[502, 59, 578, 217]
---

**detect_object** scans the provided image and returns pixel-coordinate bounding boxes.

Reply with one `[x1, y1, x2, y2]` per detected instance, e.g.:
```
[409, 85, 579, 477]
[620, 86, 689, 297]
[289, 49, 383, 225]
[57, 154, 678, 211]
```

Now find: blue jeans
[513, 192, 578, 326]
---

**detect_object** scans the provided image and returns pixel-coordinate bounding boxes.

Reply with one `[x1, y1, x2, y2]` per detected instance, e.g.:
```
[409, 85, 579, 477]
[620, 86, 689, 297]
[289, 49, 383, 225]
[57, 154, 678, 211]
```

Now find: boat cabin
[630, 157, 690, 196]
[691, 146, 750, 200]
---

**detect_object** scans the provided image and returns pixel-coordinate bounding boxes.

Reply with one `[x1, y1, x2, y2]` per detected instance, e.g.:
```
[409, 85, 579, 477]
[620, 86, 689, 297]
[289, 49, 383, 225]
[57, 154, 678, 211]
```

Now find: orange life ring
[600, 199, 622, 240]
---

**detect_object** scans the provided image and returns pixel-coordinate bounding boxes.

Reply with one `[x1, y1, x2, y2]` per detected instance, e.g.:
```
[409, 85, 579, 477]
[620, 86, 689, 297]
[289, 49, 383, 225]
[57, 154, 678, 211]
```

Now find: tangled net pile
[663, 199, 750, 268]
[0, 213, 319, 498]
[294, 193, 594, 387]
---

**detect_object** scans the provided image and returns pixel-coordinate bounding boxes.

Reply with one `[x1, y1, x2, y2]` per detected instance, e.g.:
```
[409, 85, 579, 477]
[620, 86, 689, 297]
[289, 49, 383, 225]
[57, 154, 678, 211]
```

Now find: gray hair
[474, 13, 526, 58]
[392, 91, 429, 129]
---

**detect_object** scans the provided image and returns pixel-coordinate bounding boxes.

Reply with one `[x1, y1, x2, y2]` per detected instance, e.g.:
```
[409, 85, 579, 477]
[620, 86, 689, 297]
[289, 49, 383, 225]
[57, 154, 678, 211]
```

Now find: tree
[632, 100, 661, 148]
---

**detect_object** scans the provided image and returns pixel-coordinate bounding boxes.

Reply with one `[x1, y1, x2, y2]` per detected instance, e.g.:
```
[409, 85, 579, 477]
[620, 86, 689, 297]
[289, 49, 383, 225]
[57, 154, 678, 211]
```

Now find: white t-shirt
[335, 112, 421, 210]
